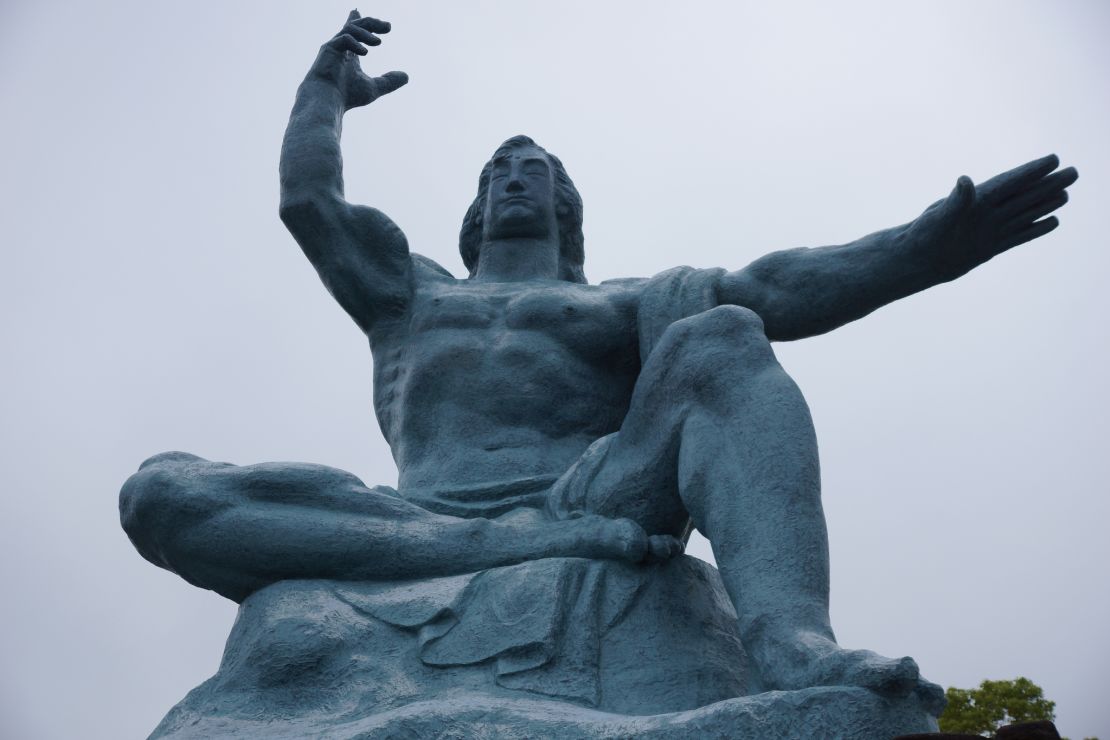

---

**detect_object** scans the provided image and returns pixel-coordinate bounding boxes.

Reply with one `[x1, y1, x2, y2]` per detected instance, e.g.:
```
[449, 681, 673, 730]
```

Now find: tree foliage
[939, 677, 1056, 735]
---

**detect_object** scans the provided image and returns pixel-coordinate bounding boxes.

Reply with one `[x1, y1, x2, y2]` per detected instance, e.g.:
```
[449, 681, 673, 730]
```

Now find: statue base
[150, 556, 938, 738]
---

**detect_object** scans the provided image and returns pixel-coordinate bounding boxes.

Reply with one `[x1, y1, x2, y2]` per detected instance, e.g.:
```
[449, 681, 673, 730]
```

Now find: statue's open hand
[310, 10, 408, 110]
[911, 154, 1078, 281]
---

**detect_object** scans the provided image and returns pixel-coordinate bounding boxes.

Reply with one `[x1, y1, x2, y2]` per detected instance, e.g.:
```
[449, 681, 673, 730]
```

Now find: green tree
[939, 677, 1056, 735]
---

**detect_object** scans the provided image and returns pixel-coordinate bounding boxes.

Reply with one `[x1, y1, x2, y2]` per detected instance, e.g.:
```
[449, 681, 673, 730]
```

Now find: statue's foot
[558, 515, 685, 565]
[555, 513, 648, 562]
[814, 649, 942, 708]
[762, 630, 946, 716]
[496, 507, 683, 565]
[646, 533, 686, 562]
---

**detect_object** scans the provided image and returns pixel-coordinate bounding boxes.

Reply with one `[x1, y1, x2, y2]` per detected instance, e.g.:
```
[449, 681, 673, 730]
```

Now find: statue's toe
[816, 649, 921, 698]
[646, 534, 685, 562]
[864, 655, 920, 698]
[914, 677, 947, 717]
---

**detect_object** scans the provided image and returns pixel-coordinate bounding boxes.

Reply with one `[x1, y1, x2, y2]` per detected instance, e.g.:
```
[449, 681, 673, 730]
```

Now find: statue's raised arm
[279, 10, 411, 333]
[717, 155, 1078, 340]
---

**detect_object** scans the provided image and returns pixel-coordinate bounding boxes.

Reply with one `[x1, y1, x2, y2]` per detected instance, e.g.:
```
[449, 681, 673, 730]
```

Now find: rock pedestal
[151, 556, 937, 739]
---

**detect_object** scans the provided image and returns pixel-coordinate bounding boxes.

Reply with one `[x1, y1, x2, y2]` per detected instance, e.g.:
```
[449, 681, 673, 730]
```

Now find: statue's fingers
[370, 71, 409, 97]
[347, 8, 360, 22]
[999, 216, 1059, 251]
[344, 23, 381, 47]
[1007, 190, 1069, 230]
[328, 33, 368, 56]
[998, 166, 1078, 218]
[352, 16, 392, 33]
[979, 154, 1060, 204]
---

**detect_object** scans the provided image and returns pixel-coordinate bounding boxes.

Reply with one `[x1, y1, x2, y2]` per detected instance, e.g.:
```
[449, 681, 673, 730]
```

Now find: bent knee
[656, 305, 775, 372]
[138, 450, 205, 470]
[670, 305, 766, 342]
[120, 453, 226, 555]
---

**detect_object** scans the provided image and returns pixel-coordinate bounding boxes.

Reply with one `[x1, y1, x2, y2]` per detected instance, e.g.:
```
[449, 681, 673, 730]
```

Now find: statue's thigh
[568, 306, 772, 535]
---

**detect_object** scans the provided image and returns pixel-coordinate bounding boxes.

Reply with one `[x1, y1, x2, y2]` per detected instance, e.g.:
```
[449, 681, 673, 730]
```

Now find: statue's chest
[408, 283, 635, 358]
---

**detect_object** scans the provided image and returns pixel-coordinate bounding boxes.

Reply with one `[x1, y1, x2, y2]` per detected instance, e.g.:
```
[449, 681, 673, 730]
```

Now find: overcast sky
[1, 2, 1107, 738]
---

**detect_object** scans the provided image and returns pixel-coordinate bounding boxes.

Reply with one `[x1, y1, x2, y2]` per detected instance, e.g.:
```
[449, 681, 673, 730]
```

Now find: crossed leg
[120, 452, 656, 603]
[548, 305, 942, 708]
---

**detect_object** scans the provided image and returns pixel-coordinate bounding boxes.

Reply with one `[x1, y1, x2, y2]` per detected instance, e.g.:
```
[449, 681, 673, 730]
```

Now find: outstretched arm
[279, 11, 411, 333]
[717, 155, 1078, 341]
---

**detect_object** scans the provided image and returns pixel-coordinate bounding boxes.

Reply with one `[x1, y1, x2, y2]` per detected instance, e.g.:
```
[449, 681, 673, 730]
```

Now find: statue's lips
[500, 197, 534, 207]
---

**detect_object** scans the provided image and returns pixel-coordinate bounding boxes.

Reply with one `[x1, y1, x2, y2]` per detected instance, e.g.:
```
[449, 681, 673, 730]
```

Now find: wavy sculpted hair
[458, 136, 586, 284]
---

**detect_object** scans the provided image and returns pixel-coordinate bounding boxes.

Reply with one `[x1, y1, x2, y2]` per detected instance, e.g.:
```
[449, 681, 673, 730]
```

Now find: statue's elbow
[279, 190, 342, 233]
[278, 194, 318, 232]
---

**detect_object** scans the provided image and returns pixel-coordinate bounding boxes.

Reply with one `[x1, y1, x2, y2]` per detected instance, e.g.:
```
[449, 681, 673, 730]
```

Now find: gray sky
[1, 1, 1107, 737]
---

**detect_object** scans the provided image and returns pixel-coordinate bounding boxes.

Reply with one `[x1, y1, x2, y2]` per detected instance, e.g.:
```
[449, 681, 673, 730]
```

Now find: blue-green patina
[120, 10, 1076, 738]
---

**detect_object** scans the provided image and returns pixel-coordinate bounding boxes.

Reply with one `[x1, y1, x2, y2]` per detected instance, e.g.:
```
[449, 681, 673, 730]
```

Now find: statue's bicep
[285, 200, 412, 330]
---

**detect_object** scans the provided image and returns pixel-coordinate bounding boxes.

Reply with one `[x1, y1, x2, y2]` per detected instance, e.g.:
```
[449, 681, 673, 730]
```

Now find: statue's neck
[472, 237, 560, 282]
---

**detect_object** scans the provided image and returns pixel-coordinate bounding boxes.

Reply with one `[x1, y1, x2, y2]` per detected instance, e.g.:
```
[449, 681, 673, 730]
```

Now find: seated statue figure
[120, 11, 1077, 739]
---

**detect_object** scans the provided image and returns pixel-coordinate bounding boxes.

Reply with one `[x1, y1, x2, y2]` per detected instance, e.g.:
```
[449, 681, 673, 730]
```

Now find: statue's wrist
[900, 222, 962, 286]
[298, 75, 347, 108]
[919, 238, 971, 284]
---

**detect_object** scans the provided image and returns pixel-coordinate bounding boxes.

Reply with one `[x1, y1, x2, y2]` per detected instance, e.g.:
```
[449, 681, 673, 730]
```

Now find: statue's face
[483, 146, 557, 241]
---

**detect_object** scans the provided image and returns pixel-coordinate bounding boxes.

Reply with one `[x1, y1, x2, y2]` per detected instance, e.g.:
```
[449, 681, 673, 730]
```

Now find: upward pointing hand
[310, 10, 409, 110]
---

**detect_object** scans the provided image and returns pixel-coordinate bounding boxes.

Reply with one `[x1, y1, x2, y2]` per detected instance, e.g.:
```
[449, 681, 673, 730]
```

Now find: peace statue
[120, 11, 1077, 738]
